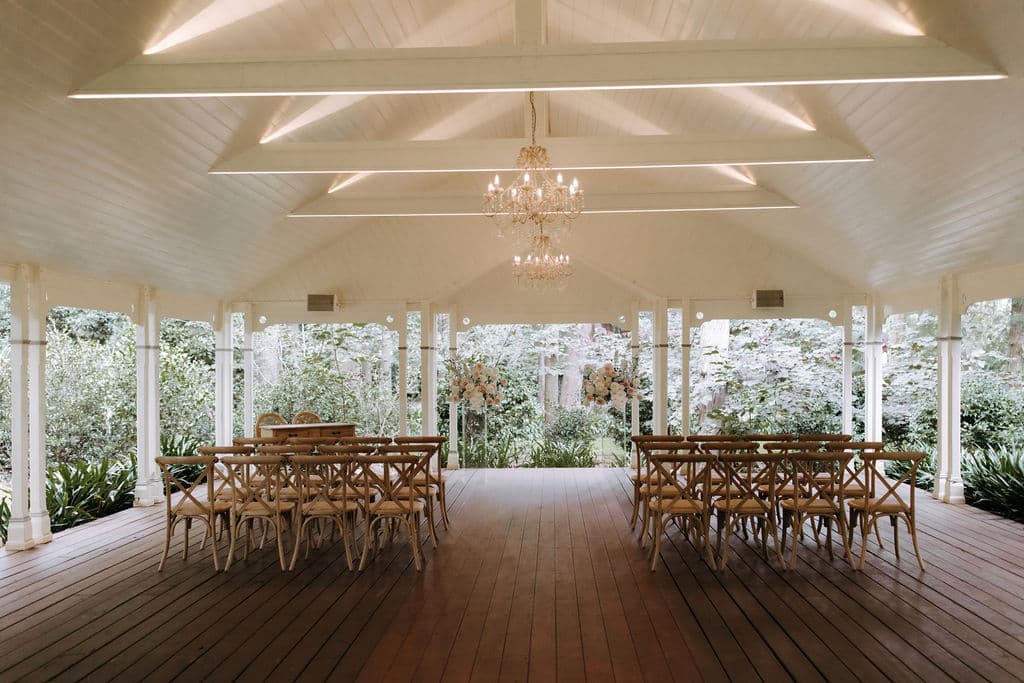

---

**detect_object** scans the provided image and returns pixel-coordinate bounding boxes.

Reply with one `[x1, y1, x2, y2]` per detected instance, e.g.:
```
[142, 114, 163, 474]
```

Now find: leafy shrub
[460, 436, 518, 468]
[524, 440, 596, 468]
[545, 406, 605, 444]
[964, 446, 1024, 521]
[160, 433, 205, 492]
[46, 457, 137, 532]
[0, 487, 9, 545]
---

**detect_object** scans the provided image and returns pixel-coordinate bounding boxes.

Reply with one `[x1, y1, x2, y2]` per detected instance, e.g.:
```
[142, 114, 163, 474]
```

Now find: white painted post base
[30, 512, 52, 544]
[5, 519, 36, 551]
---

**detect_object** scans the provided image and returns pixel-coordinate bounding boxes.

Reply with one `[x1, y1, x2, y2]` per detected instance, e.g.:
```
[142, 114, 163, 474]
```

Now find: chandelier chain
[529, 91, 537, 145]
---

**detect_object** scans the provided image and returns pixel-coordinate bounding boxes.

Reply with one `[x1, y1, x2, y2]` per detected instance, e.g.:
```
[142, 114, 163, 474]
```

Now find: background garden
[0, 282, 1021, 541]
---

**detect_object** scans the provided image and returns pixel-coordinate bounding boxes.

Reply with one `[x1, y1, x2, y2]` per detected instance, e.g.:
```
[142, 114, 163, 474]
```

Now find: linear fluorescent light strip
[289, 205, 798, 218]
[212, 157, 873, 176]
[70, 74, 1005, 99]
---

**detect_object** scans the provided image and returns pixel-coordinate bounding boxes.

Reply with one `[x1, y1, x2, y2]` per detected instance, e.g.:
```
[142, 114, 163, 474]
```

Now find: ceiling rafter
[288, 188, 796, 217]
[70, 36, 1003, 99]
[211, 134, 870, 174]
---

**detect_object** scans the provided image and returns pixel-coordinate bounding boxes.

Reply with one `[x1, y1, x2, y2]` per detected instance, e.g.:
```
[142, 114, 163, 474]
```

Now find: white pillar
[26, 267, 51, 542]
[937, 276, 965, 504]
[652, 299, 668, 434]
[630, 303, 640, 466]
[214, 302, 234, 446]
[398, 320, 408, 436]
[447, 310, 459, 469]
[420, 305, 437, 436]
[133, 287, 161, 506]
[841, 314, 854, 436]
[7, 265, 34, 549]
[680, 305, 691, 437]
[242, 304, 255, 438]
[863, 299, 884, 444]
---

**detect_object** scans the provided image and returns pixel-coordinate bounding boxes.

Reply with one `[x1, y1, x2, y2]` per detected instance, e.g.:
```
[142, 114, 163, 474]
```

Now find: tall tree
[1009, 297, 1024, 380]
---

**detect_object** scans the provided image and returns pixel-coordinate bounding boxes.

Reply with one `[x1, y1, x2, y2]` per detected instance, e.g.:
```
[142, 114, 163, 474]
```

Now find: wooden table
[260, 422, 356, 439]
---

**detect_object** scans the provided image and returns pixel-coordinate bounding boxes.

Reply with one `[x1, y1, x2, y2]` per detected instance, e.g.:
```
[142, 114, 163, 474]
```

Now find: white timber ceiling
[1, 0, 1023, 321]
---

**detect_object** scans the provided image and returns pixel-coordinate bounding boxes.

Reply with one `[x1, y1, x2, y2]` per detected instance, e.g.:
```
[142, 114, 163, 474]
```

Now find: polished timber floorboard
[2, 468, 1024, 682]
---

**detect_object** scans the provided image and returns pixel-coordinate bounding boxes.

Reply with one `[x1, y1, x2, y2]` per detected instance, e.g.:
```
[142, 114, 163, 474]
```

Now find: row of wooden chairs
[630, 436, 926, 573]
[254, 410, 323, 433]
[155, 436, 449, 573]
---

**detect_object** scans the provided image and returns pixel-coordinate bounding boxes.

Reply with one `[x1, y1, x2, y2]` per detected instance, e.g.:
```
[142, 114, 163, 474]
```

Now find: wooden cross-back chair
[629, 435, 690, 532]
[155, 455, 226, 571]
[197, 446, 255, 541]
[220, 454, 294, 571]
[713, 452, 787, 570]
[825, 441, 886, 548]
[848, 451, 926, 571]
[646, 447, 715, 571]
[798, 433, 852, 444]
[255, 412, 287, 435]
[287, 436, 343, 448]
[338, 436, 393, 447]
[292, 411, 322, 424]
[393, 436, 450, 530]
[288, 454, 360, 571]
[233, 436, 287, 448]
[355, 449, 428, 571]
[779, 452, 855, 569]
[687, 434, 742, 443]
[742, 433, 796, 444]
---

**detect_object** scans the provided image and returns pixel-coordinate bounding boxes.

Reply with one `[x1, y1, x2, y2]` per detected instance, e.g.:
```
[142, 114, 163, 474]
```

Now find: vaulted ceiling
[2, 0, 1022, 321]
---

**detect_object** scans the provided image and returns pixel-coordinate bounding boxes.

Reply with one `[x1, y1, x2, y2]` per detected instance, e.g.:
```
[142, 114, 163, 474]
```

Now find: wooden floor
[2, 468, 1024, 682]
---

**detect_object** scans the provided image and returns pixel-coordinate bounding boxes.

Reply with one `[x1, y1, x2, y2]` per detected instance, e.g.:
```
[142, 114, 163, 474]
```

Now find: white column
[242, 304, 255, 438]
[841, 314, 854, 436]
[214, 302, 234, 446]
[652, 298, 668, 434]
[144, 294, 162, 501]
[7, 265, 34, 549]
[630, 303, 640, 464]
[398, 320, 408, 436]
[420, 305, 437, 436]
[863, 299, 884, 444]
[937, 276, 965, 504]
[447, 310, 459, 469]
[680, 305, 691, 437]
[26, 267, 51, 542]
[133, 287, 162, 505]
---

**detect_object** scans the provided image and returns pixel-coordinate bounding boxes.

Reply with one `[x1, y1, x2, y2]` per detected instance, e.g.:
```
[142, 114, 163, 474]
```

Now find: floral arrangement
[446, 357, 507, 411]
[582, 361, 638, 411]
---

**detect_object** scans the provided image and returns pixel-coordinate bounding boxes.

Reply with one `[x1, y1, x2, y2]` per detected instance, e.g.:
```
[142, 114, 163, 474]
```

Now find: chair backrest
[687, 434, 742, 442]
[717, 452, 785, 510]
[859, 451, 924, 513]
[355, 451, 423, 513]
[799, 433, 852, 443]
[742, 433, 796, 443]
[156, 455, 218, 517]
[393, 436, 446, 444]
[292, 411, 322, 424]
[257, 443, 315, 456]
[762, 441, 820, 454]
[337, 436, 392, 448]
[219, 454, 289, 515]
[825, 441, 884, 453]
[255, 412, 287, 432]
[786, 452, 853, 513]
[632, 435, 690, 477]
[233, 436, 287, 448]
[290, 454, 354, 513]
[198, 445, 254, 456]
[287, 436, 342, 448]
[647, 450, 712, 511]
[699, 441, 757, 455]
[386, 439, 443, 481]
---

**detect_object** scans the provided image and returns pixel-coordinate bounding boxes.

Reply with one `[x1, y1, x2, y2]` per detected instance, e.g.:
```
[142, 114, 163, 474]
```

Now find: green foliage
[545, 406, 605, 444]
[46, 456, 137, 532]
[524, 440, 596, 468]
[0, 486, 9, 545]
[460, 436, 518, 468]
[964, 447, 1024, 521]
[884, 444, 936, 492]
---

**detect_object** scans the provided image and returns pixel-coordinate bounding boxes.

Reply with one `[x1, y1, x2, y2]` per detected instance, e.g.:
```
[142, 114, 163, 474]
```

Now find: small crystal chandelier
[483, 92, 583, 239]
[512, 231, 574, 289]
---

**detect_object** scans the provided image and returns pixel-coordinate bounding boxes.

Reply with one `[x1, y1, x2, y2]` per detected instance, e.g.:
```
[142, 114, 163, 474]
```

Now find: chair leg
[158, 516, 175, 571]
[824, 517, 834, 561]
[438, 483, 451, 530]
[410, 514, 423, 571]
[182, 518, 191, 561]
[906, 513, 926, 571]
[425, 497, 439, 548]
[702, 514, 717, 568]
[788, 513, 802, 569]
[341, 516, 354, 571]
[203, 515, 220, 571]
[650, 515, 662, 572]
[359, 517, 376, 571]
[858, 518, 871, 570]
[780, 510, 790, 555]
[289, 519, 307, 571]
[890, 515, 901, 561]
[836, 512, 855, 570]
[274, 518, 287, 571]
[225, 519, 239, 572]
[629, 482, 641, 531]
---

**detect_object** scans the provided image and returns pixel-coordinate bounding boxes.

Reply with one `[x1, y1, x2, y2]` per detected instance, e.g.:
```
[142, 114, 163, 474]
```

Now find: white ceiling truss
[0, 0, 1022, 325]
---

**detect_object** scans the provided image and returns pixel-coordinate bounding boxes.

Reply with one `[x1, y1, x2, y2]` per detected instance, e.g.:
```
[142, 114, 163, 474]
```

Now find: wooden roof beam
[70, 37, 1003, 99]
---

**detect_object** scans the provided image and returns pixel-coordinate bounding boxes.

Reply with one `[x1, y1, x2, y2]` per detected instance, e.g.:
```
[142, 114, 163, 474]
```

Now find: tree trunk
[544, 352, 559, 426]
[695, 318, 730, 432]
[559, 324, 590, 407]
[1010, 297, 1024, 381]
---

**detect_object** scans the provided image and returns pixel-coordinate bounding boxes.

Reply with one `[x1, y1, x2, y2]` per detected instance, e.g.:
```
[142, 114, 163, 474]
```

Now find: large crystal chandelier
[512, 230, 574, 289]
[483, 92, 583, 239]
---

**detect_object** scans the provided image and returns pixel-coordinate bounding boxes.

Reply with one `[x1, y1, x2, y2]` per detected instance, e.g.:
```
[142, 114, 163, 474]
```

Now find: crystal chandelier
[512, 231, 574, 289]
[483, 92, 583, 239]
